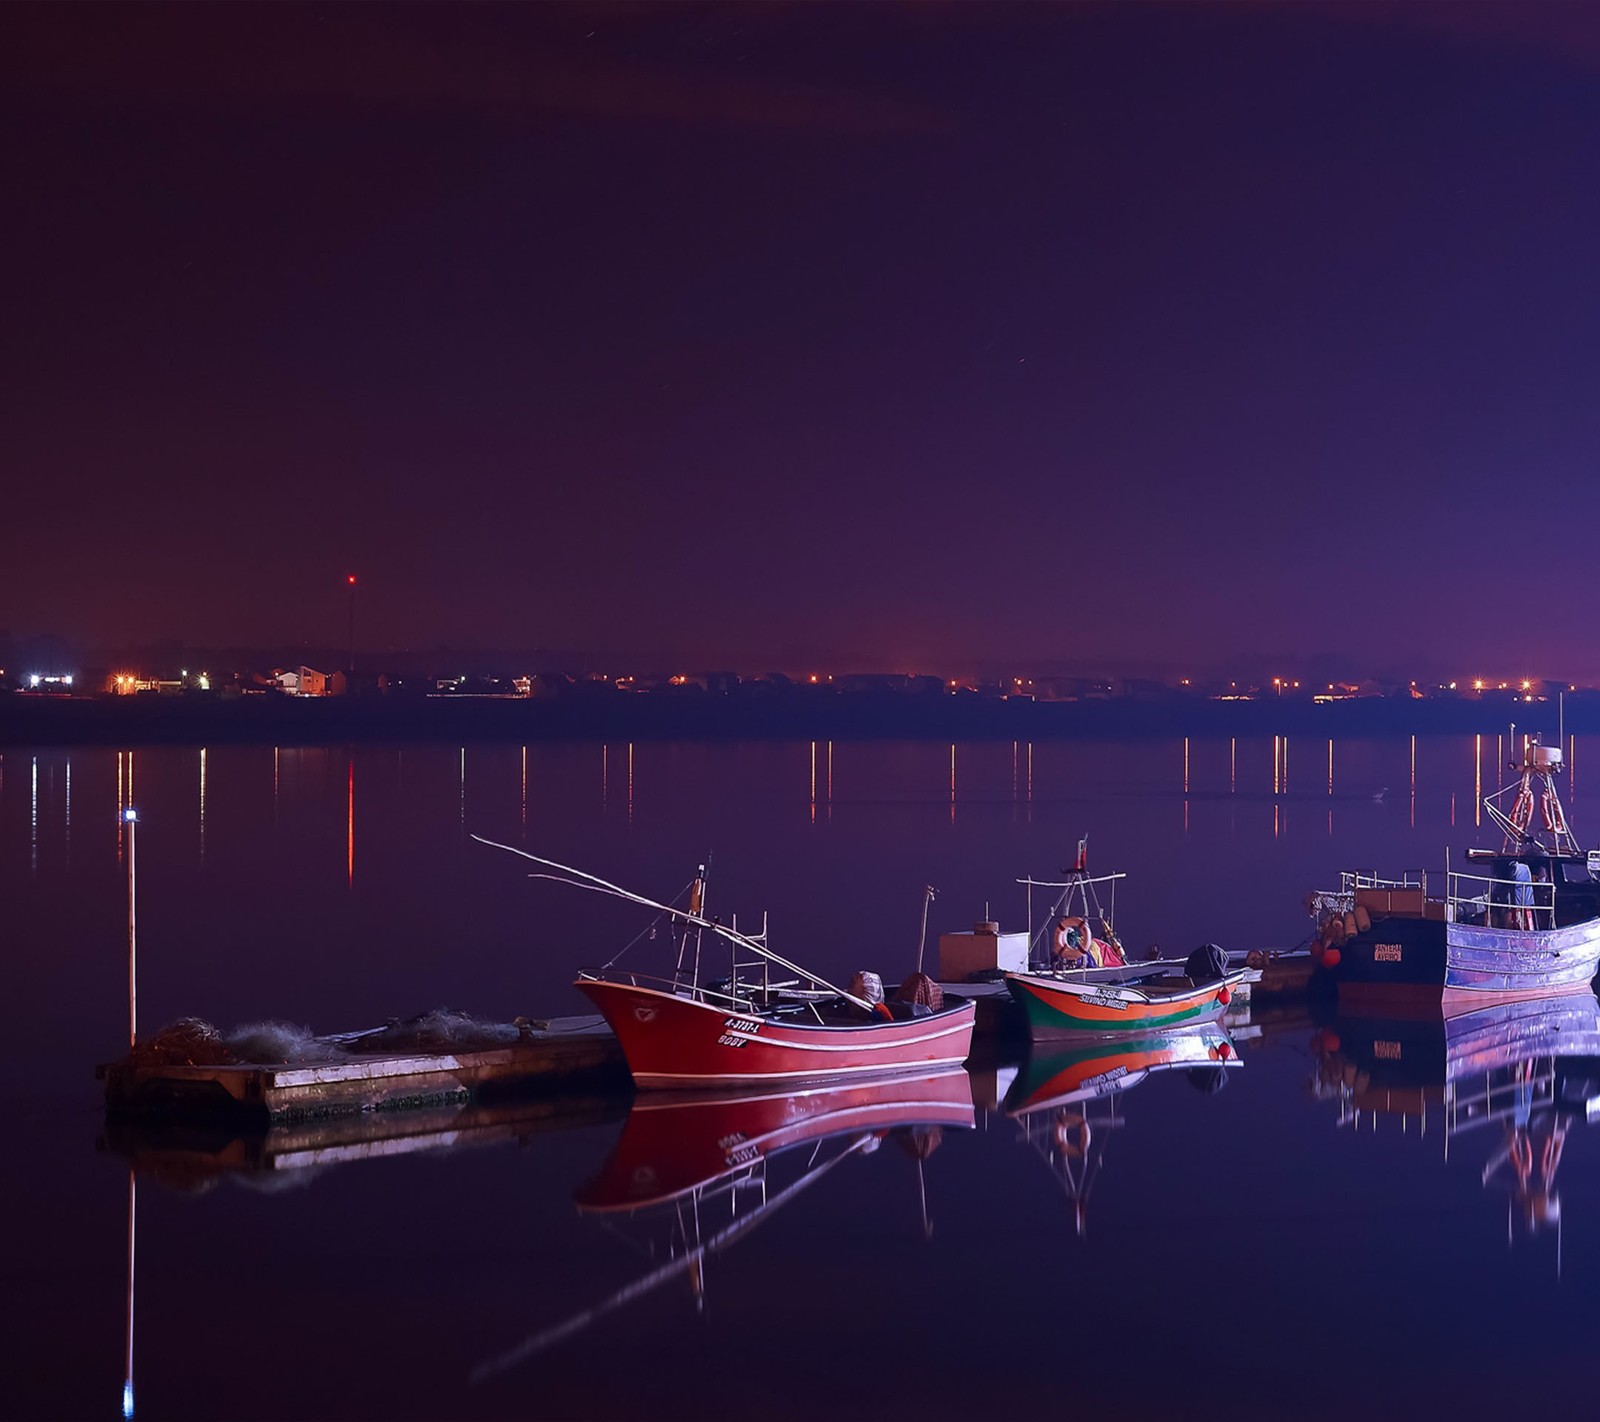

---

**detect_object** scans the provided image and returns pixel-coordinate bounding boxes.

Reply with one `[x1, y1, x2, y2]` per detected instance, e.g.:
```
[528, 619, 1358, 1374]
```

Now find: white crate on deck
[937, 924, 1029, 981]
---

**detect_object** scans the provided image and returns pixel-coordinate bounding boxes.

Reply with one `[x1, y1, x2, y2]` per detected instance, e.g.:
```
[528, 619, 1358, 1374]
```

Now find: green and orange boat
[1002, 850, 1253, 1038]
[1007, 960, 1250, 1037]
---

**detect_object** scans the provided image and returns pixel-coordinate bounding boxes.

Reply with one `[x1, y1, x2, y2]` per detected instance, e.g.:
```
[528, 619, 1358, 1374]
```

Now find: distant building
[274, 666, 330, 696]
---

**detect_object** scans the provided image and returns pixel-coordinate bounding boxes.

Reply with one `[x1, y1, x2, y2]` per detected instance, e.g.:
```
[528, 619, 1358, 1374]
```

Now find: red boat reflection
[577, 1066, 975, 1212]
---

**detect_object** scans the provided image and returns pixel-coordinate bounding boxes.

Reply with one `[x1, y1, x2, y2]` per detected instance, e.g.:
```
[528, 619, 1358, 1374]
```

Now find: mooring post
[125, 807, 138, 1049]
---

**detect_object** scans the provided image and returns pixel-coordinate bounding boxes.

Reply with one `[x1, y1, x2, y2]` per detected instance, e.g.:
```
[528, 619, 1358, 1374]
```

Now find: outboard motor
[1184, 942, 1228, 986]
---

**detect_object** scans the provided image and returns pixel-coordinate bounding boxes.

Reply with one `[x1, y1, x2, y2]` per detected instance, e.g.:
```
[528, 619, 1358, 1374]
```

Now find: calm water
[4, 734, 1598, 1420]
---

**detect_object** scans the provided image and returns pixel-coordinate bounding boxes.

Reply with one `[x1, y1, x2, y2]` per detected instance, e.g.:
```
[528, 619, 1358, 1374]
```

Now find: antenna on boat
[916, 884, 937, 974]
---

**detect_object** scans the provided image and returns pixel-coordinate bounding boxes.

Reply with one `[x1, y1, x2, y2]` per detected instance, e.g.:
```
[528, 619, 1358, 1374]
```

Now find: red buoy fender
[1053, 1113, 1091, 1159]
[1542, 788, 1568, 837]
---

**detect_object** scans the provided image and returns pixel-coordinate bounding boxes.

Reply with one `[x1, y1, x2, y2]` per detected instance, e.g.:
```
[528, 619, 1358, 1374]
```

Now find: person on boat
[1511, 859, 1534, 930]
[1052, 917, 1100, 968]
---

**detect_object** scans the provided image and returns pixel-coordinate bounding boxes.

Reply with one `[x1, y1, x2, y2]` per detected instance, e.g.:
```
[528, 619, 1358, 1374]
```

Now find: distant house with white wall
[274, 666, 330, 697]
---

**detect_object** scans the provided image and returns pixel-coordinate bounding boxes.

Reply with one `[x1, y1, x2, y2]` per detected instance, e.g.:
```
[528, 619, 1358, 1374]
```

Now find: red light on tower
[345, 574, 358, 673]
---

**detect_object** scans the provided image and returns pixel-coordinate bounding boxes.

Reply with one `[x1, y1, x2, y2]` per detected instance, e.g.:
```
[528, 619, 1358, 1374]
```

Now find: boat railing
[1445, 870, 1556, 930]
[1340, 870, 1426, 894]
[578, 967, 822, 1010]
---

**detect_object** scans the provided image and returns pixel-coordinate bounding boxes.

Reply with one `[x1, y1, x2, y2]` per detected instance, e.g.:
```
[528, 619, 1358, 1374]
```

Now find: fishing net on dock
[128, 1017, 237, 1068]
[224, 1020, 343, 1065]
[356, 1007, 524, 1054]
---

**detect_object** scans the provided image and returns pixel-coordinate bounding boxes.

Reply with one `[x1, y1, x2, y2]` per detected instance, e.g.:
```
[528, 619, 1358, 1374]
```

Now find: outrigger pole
[471, 837, 874, 1012]
[469, 1133, 875, 1382]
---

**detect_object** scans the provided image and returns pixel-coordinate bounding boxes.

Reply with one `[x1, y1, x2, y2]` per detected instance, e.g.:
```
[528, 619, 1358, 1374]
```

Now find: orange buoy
[1322, 947, 1342, 969]
[1218, 1040, 1232, 1060]
[1218, 986, 1232, 1006]
[1323, 1030, 1341, 1053]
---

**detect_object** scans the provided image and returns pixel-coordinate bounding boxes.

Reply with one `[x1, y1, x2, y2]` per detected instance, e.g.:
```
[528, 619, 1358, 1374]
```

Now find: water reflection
[1005, 1028, 1240, 1236]
[476, 1069, 974, 1377]
[15, 737, 1600, 1418]
[1310, 993, 1600, 1260]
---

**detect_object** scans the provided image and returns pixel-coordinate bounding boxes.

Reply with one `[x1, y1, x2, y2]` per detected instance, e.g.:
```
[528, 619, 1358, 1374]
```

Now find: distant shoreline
[0, 691, 1584, 748]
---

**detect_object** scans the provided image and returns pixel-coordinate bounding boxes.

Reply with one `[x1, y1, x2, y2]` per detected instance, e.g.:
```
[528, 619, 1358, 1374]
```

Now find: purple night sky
[5, 2, 1600, 676]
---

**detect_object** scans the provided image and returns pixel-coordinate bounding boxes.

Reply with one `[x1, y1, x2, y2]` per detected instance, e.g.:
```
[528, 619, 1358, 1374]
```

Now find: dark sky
[6, 2, 1600, 675]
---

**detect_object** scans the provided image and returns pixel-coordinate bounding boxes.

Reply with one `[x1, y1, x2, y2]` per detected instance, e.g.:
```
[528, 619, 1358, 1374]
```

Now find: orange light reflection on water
[346, 756, 355, 886]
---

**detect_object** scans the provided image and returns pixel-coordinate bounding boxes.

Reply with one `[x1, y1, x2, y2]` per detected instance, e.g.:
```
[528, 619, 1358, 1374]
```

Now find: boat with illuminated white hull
[1306, 738, 1600, 1003]
[474, 839, 975, 1090]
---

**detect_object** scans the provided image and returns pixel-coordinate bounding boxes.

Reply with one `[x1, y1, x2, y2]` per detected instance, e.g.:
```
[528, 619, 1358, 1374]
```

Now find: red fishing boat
[474, 840, 976, 1090]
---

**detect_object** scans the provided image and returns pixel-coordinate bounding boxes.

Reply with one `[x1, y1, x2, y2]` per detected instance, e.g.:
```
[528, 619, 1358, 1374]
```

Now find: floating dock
[100, 958, 1311, 1124]
[99, 1015, 625, 1123]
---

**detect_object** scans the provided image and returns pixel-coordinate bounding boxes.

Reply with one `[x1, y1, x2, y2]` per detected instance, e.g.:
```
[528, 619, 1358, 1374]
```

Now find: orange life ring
[1053, 1112, 1091, 1158]
[1511, 787, 1535, 833]
[1052, 917, 1095, 965]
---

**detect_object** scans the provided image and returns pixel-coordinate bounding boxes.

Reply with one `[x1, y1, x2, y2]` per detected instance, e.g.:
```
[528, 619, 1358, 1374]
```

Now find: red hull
[576, 978, 977, 1090]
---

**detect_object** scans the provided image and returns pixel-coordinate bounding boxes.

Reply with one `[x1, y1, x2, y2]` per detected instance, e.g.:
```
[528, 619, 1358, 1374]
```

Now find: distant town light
[1474, 679, 1484, 690]
[28, 674, 40, 687]
[123, 808, 138, 823]
[1521, 680, 1531, 691]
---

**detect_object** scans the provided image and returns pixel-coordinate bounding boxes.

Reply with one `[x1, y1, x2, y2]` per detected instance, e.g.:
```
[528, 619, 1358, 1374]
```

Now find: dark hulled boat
[1306, 739, 1600, 1003]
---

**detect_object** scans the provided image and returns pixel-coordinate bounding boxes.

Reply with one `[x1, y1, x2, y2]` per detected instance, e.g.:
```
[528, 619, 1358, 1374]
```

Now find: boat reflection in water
[473, 1067, 974, 1381]
[1004, 1028, 1241, 1235]
[1310, 991, 1600, 1247]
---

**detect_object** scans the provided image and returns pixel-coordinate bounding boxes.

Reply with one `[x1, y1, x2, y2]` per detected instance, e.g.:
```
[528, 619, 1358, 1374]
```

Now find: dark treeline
[1, 687, 1586, 748]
